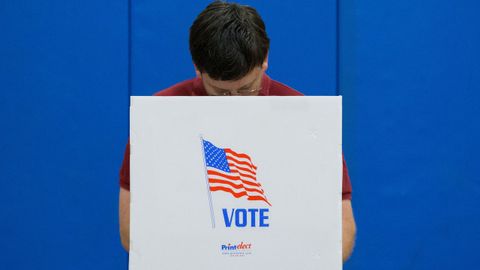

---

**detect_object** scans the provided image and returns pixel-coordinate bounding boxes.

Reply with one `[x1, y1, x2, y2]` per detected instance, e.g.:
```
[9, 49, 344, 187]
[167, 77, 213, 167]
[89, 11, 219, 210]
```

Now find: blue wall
[340, 0, 480, 269]
[131, 0, 338, 96]
[1, 0, 479, 269]
[0, 1, 129, 269]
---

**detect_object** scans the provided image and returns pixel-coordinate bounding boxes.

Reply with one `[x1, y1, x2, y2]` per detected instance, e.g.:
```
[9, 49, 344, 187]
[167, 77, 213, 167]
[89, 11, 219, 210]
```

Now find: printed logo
[221, 242, 253, 257]
[201, 138, 271, 229]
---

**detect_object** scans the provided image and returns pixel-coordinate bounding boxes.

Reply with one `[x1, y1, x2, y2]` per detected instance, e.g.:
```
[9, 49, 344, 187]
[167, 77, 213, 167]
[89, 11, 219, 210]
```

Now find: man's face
[199, 64, 267, 96]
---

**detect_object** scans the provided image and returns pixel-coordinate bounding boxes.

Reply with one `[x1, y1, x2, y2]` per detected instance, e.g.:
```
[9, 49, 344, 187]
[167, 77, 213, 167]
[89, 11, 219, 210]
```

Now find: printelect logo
[221, 242, 252, 251]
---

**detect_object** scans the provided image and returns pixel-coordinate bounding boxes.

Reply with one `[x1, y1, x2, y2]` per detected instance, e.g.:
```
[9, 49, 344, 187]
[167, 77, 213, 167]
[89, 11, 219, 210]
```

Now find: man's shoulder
[152, 78, 198, 96]
[267, 77, 304, 96]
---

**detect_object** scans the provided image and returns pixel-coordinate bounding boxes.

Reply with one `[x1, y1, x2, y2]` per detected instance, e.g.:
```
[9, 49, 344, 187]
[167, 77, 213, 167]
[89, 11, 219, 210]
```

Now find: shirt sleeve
[342, 155, 352, 200]
[119, 141, 130, 190]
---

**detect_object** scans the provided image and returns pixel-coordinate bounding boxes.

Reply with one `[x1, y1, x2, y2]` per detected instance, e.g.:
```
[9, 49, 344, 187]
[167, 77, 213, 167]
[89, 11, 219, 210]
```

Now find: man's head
[189, 1, 270, 95]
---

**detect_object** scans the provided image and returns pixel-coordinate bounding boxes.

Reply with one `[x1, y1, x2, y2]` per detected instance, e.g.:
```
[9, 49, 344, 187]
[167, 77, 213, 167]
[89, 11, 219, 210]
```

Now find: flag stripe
[247, 196, 272, 206]
[225, 149, 254, 163]
[208, 178, 265, 195]
[207, 169, 262, 189]
[209, 180, 264, 196]
[229, 169, 257, 181]
[225, 155, 257, 170]
[226, 153, 257, 170]
[209, 183, 269, 202]
[208, 175, 264, 192]
[210, 186, 271, 205]
[227, 160, 256, 175]
[209, 182, 268, 200]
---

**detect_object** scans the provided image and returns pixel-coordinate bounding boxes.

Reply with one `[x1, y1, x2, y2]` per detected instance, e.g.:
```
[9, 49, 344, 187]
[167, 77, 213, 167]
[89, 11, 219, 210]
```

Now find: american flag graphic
[202, 139, 272, 206]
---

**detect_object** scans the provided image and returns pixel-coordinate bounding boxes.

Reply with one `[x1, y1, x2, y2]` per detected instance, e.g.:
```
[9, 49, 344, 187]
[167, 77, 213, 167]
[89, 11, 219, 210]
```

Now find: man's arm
[119, 187, 130, 252]
[342, 199, 356, 262]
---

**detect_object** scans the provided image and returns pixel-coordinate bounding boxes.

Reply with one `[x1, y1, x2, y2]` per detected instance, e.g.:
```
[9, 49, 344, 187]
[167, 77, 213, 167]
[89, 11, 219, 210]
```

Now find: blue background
[1, 0, 479, 269]
[340, 0, 480, 269]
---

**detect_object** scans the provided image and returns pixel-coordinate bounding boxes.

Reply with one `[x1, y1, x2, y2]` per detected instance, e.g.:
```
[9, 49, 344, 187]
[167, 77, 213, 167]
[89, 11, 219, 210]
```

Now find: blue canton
[203, 140, 231, 173]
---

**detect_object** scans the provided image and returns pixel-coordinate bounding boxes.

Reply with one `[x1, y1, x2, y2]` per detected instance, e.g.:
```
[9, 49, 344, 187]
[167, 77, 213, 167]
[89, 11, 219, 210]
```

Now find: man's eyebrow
[239, 79, 256, 90]
[206, 74, 258, 91]
[210, 84, 229, 92]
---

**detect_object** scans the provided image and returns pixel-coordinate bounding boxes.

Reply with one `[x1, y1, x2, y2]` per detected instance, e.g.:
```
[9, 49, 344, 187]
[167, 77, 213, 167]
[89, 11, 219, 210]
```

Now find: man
[119, 0, 356, 262]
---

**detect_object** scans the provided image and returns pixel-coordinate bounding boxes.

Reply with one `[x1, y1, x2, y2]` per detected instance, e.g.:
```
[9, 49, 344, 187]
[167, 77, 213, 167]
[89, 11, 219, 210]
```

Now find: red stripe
[228, 160, 256, 175]
[210, 186, 247, 198]
[208, 178, 265, 195]
[210, 186, 271, 206]
[247, 196, 272, 206]
[229, 169, 258, 182]
[227, 158, 257, 175]
[207, 170, 261, 188]
[225, 148, 253, 163]
[225, 155, 257, 170]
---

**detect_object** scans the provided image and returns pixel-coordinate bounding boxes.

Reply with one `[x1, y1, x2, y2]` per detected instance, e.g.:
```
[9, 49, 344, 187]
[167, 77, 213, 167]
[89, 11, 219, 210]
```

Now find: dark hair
[189, 1, 270, 81]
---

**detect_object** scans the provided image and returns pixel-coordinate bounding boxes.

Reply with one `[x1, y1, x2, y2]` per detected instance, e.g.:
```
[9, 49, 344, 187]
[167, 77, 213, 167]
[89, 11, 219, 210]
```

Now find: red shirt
[120, 75, 352, 200]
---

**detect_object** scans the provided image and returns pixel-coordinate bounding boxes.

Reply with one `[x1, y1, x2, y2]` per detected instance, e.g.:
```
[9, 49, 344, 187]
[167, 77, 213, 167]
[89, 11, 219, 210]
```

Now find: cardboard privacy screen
[129, 96, 342, 270]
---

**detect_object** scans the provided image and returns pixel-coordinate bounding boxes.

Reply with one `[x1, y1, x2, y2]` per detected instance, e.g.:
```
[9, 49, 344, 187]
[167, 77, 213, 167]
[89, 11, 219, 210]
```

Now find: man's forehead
[203, 68, 261, 89]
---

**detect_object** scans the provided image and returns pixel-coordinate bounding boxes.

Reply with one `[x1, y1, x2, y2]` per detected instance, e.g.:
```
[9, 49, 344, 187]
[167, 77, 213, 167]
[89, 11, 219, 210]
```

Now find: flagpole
[200, 135, 216, 228]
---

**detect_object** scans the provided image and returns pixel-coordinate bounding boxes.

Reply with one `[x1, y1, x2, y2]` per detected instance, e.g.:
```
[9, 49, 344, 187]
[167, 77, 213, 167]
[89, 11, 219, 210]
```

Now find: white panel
[130, 96, 342, 270]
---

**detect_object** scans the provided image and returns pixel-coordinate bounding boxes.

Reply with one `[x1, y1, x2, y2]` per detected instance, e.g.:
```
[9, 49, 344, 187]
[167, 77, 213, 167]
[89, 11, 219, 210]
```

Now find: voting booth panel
[129, 97, 343, 270]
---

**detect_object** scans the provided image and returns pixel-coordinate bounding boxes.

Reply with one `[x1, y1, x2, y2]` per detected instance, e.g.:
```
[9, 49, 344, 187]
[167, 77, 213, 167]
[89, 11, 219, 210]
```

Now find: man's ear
[194, 64, 201, 78]
[262, 54, 269, 72]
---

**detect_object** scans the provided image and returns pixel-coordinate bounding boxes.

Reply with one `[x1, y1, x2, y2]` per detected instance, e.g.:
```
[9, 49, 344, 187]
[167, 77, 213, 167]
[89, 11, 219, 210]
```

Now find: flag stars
[203, 139, 230, 173]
